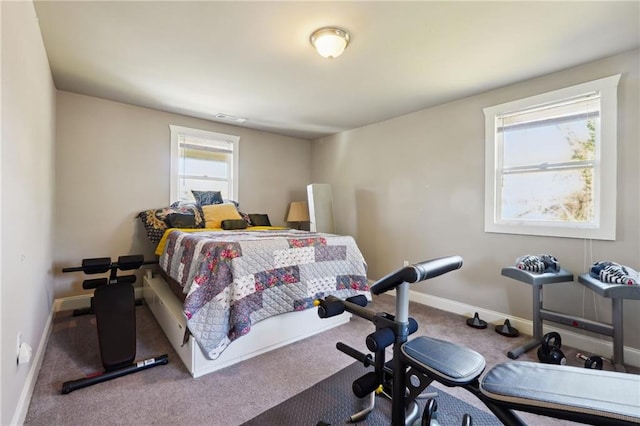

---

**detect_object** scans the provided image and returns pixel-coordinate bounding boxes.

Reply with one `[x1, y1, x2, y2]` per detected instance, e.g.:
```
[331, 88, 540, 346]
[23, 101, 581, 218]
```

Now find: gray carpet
[25, 293, 612, 425]
[240, 361, 500, 425]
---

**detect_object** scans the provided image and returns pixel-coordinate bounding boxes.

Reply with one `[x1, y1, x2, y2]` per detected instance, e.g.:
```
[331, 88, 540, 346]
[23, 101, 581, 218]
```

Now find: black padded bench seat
[480, 362, 640, 425]
[401, 336, 486, 386]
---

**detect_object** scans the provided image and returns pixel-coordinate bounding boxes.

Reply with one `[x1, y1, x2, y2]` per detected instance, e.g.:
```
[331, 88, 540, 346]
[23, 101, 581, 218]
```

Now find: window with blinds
[169, 125, 239, 203]
[484, 74, 620, 240]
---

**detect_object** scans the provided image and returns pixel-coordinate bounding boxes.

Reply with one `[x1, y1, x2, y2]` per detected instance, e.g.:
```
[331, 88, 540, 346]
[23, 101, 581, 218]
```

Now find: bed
[142, 225, 369, 378]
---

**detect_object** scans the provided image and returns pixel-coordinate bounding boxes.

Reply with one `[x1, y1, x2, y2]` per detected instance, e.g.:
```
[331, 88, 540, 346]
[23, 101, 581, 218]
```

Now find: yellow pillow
[202, 203, 243, 228]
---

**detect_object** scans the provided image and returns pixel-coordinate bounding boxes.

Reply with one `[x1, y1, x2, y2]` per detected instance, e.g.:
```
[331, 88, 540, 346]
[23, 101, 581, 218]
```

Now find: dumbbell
[537, 332, 566, 365]
[576, 352, 604, 370]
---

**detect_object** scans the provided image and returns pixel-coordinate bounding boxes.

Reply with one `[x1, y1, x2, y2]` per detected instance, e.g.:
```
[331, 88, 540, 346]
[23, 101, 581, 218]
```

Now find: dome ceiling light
[309, 26, 350, 59]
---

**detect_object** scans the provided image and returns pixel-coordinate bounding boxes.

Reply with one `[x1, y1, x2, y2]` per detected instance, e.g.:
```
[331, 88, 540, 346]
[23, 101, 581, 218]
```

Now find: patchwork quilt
[159, 229, 369, 359]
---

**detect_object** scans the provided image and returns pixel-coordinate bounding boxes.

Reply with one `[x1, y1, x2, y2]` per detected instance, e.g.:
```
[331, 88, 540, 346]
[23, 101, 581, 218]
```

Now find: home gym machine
[317, 256, 640, 425]
[61, 255, 168, 394]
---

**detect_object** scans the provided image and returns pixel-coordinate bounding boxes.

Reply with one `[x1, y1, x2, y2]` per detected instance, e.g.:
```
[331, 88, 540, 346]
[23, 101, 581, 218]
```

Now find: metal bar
[61, 354, 168, 394]
[532, 284, 543, 339]
[503, 160, 594, 174]
[507, 338, 542, 360]
[611, 298, 625, 370]
[539, 309, 614, 336]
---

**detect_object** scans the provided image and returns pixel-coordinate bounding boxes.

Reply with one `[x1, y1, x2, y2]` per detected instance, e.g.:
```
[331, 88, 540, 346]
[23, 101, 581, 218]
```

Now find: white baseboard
[393, 289, 640, 368]
[11, 289, 146, 425]
[11, 306, 55, 426]
[55, 287, 145, 312]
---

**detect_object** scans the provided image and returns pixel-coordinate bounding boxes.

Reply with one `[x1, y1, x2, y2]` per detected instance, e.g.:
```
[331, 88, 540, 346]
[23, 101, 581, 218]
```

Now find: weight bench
[502, 266, 640, 371]
[480, 361, 640, 425]
[403, 335, 640, 425]
[61, 255, 168, 394]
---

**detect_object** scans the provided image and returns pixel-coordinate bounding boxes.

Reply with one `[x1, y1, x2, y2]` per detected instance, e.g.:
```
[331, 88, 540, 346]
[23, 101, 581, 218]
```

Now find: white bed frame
[142, 273, 351, 378]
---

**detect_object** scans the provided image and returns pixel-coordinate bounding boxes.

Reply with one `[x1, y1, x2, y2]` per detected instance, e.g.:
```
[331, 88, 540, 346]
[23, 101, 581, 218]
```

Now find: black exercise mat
[241, 362, 500, 425]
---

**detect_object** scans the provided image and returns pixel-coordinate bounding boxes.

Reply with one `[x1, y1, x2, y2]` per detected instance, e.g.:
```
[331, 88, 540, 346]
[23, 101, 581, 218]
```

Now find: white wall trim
[390, 289, 640, 368]
[12, 289, 146, 424]
[55, 287, 144, 312]
[11, 306, 55, 426]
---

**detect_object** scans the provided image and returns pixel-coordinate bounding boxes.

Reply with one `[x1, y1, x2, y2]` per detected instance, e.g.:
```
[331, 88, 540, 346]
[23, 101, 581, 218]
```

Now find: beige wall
[311, 49, 640, 350]
[2, 2, 638, 420]
[1, 1, 57, 424]
[54, 92, 311, 298]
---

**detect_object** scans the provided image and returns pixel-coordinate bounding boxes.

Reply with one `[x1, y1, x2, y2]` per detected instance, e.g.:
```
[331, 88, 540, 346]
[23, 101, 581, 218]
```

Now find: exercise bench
[61, 255, 168, 394]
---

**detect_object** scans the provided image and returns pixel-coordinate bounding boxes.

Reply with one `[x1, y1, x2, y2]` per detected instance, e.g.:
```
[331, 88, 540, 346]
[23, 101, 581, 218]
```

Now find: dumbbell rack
[576, 273, 640, 372]
[502, 266, 640, 372]
[501, 267, 573, 361]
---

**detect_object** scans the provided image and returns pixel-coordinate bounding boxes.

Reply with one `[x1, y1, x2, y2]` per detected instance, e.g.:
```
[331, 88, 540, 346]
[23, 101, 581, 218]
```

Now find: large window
[169, 125, 239, 203]
[484, 74, 620, 240]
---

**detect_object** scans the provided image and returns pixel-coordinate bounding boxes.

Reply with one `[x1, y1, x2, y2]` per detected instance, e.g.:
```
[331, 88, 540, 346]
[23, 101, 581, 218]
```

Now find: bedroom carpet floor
[24, 294, 631, 425]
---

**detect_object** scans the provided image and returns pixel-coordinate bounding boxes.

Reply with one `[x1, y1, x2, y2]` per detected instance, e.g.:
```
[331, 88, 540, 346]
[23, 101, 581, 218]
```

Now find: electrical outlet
[403, 260, 409, 267]
[16, 332, 22, 363]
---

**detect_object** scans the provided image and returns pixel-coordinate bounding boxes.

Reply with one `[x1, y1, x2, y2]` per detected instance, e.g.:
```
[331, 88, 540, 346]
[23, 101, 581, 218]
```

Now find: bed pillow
[137, 210, 168, 244]
[248, 213, 271, 227]
[221, 219, 248, 230]
[137, 203, 204, 244]
[164, 203, 204, 228]
[202, 203, 243, 228]
[192, 190, 224, 206]
[239, 211, 252, 226]
[165, 213, 197, 229]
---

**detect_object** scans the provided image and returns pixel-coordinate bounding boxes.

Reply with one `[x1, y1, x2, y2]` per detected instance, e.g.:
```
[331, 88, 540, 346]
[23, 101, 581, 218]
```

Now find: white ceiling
[33, 1, 639, 140]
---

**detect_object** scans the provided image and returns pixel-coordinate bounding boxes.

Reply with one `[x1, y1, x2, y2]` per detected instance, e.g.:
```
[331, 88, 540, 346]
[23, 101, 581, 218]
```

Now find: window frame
[169, 125, 240, 204]
[483, 74, 621, 240]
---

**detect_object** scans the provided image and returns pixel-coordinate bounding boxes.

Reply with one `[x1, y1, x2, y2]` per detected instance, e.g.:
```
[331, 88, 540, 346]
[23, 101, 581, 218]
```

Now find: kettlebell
[537, 332, 566, 365]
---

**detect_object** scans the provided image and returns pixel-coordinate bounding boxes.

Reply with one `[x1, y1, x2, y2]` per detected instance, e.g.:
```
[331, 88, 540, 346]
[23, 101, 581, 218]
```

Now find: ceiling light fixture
[309, 26, 350, 59]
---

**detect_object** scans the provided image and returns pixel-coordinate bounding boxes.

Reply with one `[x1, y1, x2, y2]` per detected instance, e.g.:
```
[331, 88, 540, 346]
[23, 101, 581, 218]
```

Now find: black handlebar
[370, 256, 463, 295]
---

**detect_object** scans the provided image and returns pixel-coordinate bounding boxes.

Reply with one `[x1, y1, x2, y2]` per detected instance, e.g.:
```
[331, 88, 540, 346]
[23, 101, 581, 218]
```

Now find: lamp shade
[287, 201, 310, 222]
